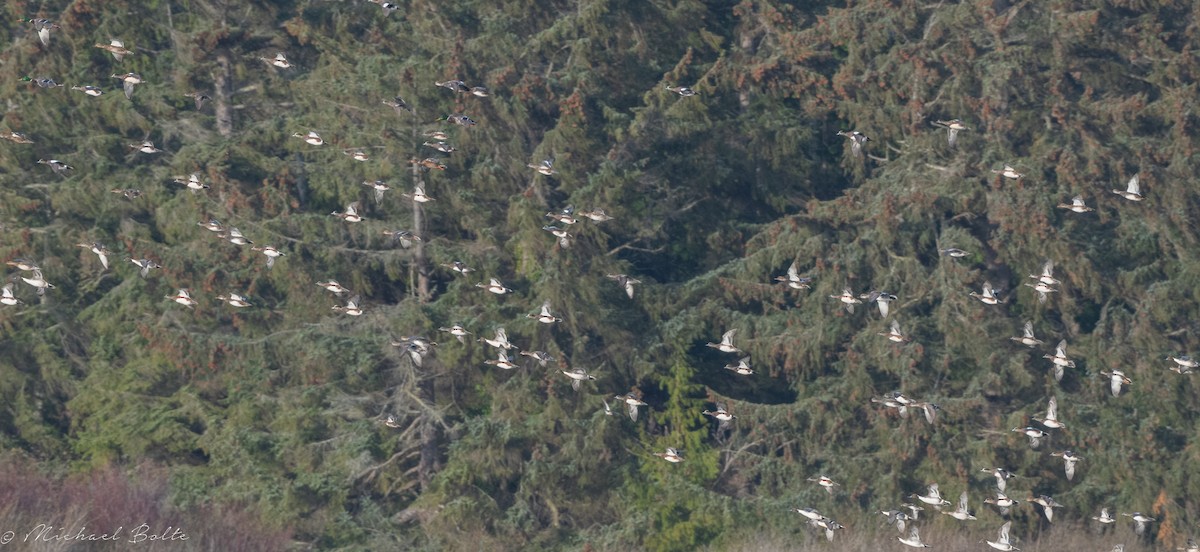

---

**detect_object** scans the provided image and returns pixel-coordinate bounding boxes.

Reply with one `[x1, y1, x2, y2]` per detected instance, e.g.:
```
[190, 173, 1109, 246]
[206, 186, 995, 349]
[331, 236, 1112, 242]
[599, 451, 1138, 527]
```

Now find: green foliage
[1, 0, 1200, 550]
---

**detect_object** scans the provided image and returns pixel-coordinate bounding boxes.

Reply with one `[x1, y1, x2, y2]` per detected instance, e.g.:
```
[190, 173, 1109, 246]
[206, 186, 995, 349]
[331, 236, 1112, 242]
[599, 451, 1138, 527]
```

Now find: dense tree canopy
[2, 0, 1199, 550]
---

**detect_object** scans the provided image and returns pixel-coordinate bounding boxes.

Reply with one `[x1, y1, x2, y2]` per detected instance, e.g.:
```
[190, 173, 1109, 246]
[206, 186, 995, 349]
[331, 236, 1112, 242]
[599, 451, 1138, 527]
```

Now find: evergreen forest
[2, 0, 1200, 550]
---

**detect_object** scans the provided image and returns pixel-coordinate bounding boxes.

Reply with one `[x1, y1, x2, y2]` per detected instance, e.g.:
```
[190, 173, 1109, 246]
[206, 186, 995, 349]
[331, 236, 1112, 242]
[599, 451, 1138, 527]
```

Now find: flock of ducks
[3, 10, 1196, 552]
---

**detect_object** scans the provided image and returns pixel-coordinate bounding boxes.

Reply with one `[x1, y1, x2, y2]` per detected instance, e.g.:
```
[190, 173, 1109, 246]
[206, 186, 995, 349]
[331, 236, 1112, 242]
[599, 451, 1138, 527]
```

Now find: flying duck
[130, 140, 162, 154]
[111, 73, 142, 99]
[261, 53, 292, 69]
[76, 241, 110, 270]
[932, 119, 969, 147]
[484, 351, 519, 370]
[1013, 426, 1047, 448]
[478, 328, 515, 350]
[706, 329, 742, 354]
[331, 295, 364, 316]
[71, 85, 104, 97]
[438, 324, 472, 344]
[1050, 450, 1081, 481]
[251, 245, 285, 268]
[1100, 369, 1132, 397]
[654, 447, 684, 463]
[219, 227, 253, 245]
[969, 281, 1005, 305]
[665, 84, 697, 96]
[1057, 195, 1094, 213]
[127, 258, 162, 278]
[561, 367, 597, 391]
[216, 293, 252, 308]
[22, 18, 59, 46]
[95, 39, 133, 61]
[332, 201, 365, 222]
[1112, 174, 1143, 201]
[724, 356, 753, 375]
[579, 208, 613, 222]
[441, 261, 475, 276]
[528, 301, 562, 324]
[173, 174, 209, 191]
[984, 521, 1017, 551]
[292, 131, 323, 145]
[1010, 321, 1044, 347]
[774, 261, 813, 290]
[476, 278, 513, 295]
[316, 280, 351, 295]
[20, 269, 54, 296]
[1043, 339, 1075, 382]
[606, 273, 641, 299]
[165, 288, 198, 309]
[942, 491, 976, 521]
[1, 283, 23, 306]
[836, 130, 870, 156]
[614, 393, 648, 421]
[830, 288, 862, 313]
[382, 230, 421, 248]
[1033, 396, 1066, 429]
[991, 165, 1023, 179]
[528, 159, 557, 176]
[897, 526, 930, 548]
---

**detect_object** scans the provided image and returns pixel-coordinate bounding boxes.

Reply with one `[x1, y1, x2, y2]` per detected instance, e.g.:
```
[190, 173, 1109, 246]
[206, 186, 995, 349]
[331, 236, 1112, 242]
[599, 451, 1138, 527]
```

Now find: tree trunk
[214, 52, 234, 137]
